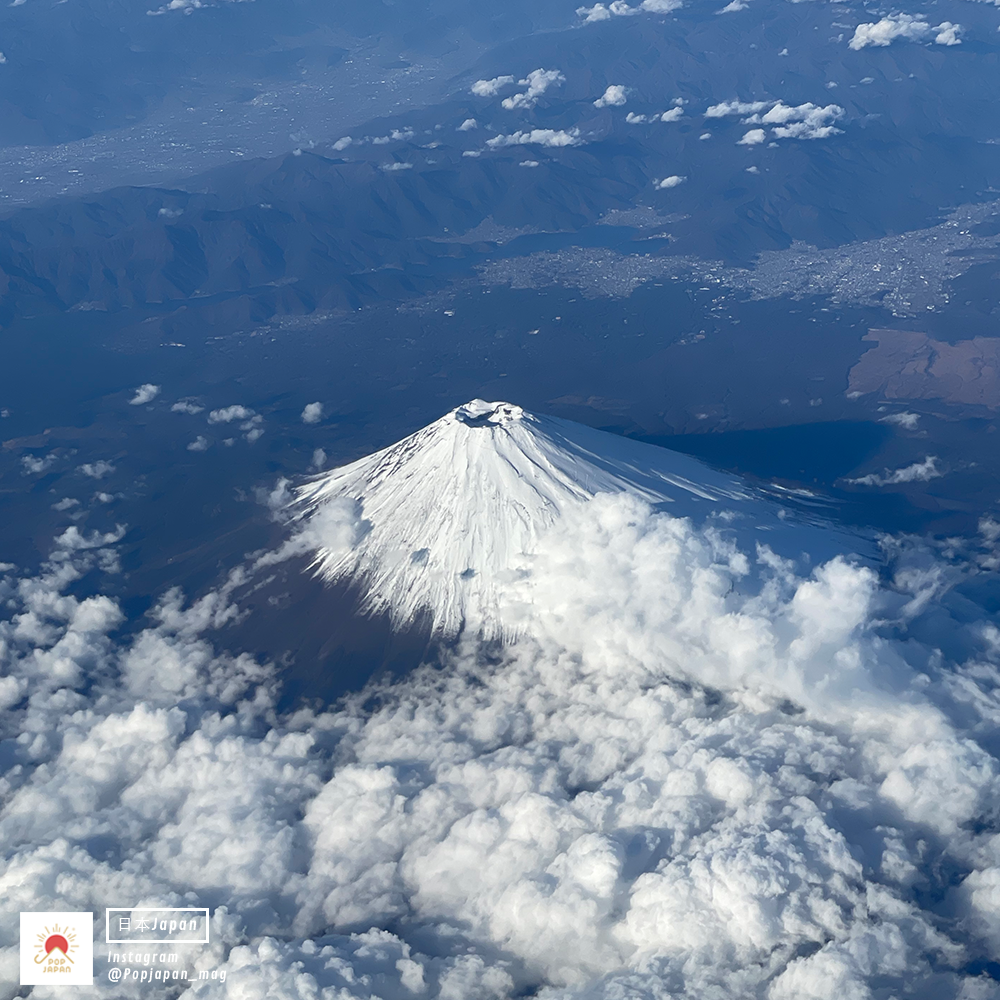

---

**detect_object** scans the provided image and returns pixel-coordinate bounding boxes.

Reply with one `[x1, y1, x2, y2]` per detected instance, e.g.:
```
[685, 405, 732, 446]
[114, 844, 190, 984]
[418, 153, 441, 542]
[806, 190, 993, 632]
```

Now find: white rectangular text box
[105, 908, 209, 944]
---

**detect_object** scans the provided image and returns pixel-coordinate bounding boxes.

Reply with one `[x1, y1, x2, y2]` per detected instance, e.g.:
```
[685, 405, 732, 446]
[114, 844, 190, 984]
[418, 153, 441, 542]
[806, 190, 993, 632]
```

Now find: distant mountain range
[3, 0, 1000, 329]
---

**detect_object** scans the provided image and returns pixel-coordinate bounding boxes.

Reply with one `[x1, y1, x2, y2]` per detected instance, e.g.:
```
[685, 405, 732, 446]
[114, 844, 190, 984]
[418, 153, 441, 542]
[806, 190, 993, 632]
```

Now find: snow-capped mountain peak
[293, 400, 865, 638]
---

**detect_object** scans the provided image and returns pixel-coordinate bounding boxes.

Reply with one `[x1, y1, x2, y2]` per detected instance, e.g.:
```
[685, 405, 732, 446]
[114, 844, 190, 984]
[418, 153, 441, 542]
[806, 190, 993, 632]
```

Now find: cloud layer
[4, 452, 1000, 998]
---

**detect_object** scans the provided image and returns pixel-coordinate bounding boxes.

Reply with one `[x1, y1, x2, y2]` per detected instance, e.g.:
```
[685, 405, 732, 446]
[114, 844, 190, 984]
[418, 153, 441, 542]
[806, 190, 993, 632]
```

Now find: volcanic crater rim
[454, 399, 525, 427]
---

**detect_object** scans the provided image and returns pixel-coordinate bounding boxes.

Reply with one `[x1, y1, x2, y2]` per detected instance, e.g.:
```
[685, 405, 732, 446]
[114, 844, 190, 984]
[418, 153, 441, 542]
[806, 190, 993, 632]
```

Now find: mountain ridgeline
[4, 0, 1000, 333]
[0, 149, 650, 326]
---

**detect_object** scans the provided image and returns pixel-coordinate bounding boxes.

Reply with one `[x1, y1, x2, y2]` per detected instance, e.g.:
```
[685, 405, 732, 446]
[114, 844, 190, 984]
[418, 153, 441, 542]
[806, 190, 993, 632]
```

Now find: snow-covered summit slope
[294, 400, 872, 638]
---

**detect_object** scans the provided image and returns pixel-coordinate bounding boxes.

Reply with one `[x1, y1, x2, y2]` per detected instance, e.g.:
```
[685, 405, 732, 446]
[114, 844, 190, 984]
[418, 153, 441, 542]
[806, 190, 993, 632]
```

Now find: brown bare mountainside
[848, 328, 1000, 409]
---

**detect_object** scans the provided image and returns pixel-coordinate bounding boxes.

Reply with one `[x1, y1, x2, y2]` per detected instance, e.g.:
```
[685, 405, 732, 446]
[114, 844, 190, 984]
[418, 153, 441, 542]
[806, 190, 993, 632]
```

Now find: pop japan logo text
[20, 911, 94, 986]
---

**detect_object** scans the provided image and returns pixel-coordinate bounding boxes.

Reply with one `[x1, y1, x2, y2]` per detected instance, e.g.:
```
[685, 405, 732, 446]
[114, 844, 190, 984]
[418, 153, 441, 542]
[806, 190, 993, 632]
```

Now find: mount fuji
[292, 400, 872, 638]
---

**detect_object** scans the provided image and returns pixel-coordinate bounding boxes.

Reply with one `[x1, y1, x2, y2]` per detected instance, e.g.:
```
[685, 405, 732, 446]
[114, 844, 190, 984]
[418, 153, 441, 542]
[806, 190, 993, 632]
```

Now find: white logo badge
[20, 912, 94, 986]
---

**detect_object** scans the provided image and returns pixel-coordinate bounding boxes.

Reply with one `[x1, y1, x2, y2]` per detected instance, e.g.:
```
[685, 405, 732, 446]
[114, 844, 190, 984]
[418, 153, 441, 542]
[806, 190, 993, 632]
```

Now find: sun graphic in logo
[34, 924, 76, 965]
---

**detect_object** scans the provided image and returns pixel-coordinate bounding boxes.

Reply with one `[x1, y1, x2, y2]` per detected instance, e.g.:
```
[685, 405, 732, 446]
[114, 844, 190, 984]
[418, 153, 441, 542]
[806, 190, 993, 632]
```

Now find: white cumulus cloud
[847, 455, 942, 486]
[933, 21, 963, 45]
[20, 452, 58, 475]
[471, 75, 516, 97]
[594, 84, 628, 108]
[753, 101, 844, 139]
[656, 175, 686, 188]
[301, 402, 324, 425]
[578, 0, 681, 19]
[129, 384, 161, 405]
[706, 99, 771, 117]
[501, 69, 566, 110]
[879, 412, 921, 430]
[208, 405, 255, 424]
[849, 14, 963, 49]
[207, 405, 263, 443]
[171, 400, 205, 415]
[738, 128, 767, 145]
[713, 100, 843, 141]
[78, 460, 116, 479]
[487, 129, 582, 149]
